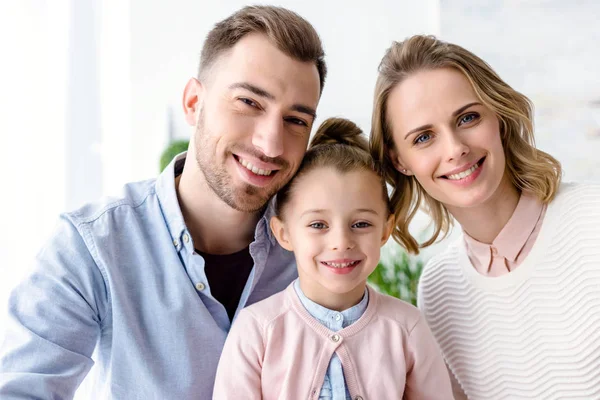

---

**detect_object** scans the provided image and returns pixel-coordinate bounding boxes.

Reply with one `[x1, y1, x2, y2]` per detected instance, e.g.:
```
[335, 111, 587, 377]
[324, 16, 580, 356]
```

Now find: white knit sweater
[418, 183, 600, 400]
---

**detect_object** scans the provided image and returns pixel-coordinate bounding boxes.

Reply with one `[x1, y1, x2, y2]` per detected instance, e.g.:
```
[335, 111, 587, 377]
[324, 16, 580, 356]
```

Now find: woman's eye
[309, 222, 327, 229]
[459, 113, 479, 125]
[414, 132, 431, 145]
[352, 221, 372, 229]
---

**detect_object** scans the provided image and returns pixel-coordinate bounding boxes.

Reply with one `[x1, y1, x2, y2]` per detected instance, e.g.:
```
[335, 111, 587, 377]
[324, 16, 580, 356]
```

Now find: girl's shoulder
[368, 287, 423, 331]
[237, 286, 293, 326]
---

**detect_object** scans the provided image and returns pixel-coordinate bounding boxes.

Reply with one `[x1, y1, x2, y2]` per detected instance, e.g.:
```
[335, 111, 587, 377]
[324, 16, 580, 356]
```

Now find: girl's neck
[298, 279, 366, 312]
[447, 176, 520, 244]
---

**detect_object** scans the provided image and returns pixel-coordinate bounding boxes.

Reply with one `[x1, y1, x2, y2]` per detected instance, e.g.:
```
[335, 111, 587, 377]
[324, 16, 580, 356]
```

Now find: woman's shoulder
[419, 241, 464, 285]
[547, 182, 600, 216]
[554, 181, 600, 201]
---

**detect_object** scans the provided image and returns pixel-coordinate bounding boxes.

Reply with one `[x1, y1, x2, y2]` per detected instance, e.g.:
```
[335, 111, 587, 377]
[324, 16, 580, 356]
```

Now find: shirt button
[491, 246, 498, 256]
[195, 282, 205, 291]
[334, 313, 342, 321]
[183, 233, 190, 243]
[355, 396, 363, 400]
[173, 239, 179, 247]
[331, 334, 340, 342]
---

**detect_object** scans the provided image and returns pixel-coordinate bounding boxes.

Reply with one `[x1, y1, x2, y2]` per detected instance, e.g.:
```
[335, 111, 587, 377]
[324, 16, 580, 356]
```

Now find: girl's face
[386, 67, 512, 213]
[270, 167, 393, 310]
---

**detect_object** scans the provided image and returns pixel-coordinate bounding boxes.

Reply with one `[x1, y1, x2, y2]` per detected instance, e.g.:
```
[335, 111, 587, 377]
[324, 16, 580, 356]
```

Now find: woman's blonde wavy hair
[370, 35, 562, 254]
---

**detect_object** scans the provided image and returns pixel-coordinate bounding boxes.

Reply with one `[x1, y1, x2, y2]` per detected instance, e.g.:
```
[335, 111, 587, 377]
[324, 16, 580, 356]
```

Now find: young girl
[370, 35, 600, 399]
[212, 118, 453, 399]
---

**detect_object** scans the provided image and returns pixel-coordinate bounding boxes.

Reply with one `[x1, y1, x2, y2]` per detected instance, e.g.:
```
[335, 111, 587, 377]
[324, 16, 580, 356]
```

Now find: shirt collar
[293, 279, 369, 328]
[464, 192, 544, 268]
[155, 151, 278, 251]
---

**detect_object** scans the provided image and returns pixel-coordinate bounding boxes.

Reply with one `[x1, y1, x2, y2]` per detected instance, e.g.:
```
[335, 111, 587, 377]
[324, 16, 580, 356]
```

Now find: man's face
[187, 33, 321, 212]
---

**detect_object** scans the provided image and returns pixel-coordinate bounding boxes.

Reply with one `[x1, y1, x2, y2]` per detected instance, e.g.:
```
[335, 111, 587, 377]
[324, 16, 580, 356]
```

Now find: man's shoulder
[65, 178, 157, 227]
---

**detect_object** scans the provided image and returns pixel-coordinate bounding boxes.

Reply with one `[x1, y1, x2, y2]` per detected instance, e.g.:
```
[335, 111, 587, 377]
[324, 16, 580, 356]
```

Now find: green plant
[368, 252, 424, 306]
[160, 140, 189, 172]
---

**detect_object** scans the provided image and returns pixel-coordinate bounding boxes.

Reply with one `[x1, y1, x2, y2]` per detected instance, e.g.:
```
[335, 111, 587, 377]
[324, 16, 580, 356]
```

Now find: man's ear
[388, 148, 413, 176]
[381, 214, 395, 246]
[182, 77, 203, 126]
[270, 216, 294, 251]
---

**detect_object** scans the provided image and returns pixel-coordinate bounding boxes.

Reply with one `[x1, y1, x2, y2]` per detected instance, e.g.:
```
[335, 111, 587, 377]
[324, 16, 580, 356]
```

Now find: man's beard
[193, 111, 288, 213]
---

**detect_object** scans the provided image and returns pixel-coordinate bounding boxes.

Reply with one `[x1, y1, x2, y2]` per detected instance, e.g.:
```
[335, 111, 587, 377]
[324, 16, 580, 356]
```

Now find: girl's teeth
[447, 162, 480, 180]
[238, 158, 273, 176]
[324, 261, 358, 268]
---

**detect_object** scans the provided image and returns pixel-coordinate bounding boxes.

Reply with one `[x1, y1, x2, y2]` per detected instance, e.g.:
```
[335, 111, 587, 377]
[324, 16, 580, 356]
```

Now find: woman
[370, 34, 600, 399]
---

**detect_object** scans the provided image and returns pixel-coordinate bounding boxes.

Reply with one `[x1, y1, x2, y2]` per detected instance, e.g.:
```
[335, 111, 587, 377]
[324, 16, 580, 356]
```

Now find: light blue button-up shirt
[293, 280, 368, 400]
[0, 153, 297, 399]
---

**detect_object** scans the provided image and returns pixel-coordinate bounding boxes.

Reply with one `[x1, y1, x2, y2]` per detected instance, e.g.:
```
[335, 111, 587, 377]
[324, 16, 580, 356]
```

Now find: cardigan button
[331, 334, 340, 342]
[355, 397, 363, 400]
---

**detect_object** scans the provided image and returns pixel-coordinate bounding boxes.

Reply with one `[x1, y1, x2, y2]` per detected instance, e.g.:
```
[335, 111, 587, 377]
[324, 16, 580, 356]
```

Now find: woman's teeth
[447, 161, 480, 180]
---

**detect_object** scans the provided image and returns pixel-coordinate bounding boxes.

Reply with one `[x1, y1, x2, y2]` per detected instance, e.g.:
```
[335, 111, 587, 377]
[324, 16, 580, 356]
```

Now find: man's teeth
[323, 261, 359, 268]
[447, 162, 480, 180]
[238, 158, 273, 176]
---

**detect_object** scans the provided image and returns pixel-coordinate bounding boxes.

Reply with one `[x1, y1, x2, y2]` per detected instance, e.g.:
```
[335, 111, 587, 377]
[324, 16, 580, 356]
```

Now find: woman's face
[386, 67, 511, 213]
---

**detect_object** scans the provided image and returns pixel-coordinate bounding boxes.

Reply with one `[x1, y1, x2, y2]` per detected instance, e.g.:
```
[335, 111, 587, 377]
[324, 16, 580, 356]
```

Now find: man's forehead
[211, 34, 320, 105]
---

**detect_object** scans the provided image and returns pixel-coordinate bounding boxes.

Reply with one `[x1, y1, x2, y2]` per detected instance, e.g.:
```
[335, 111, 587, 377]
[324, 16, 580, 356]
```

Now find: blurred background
[1, 0, 599, 396]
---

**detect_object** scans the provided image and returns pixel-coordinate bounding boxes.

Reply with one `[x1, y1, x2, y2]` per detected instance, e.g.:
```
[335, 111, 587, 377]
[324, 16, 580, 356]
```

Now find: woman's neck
[447, 177, 520, 244]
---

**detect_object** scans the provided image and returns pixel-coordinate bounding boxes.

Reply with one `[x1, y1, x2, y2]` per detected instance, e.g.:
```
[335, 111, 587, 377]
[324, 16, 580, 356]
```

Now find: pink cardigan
[213, 283, 453, 399]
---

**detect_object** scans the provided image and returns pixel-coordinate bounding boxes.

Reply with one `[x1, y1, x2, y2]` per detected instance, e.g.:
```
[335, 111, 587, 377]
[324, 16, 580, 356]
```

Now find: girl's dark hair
[276, 117, 390, 216]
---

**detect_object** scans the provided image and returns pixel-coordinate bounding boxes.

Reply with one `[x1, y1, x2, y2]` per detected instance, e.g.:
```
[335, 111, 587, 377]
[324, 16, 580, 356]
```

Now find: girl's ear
[381, 214, 395, 246]
[270, 216, 294, 251]
[388, 148, 413, 176]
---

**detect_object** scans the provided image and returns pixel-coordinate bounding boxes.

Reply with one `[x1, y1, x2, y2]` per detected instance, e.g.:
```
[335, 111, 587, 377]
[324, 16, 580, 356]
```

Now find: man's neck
[448, 176, 520, 244]
[176, 161, 261, 255]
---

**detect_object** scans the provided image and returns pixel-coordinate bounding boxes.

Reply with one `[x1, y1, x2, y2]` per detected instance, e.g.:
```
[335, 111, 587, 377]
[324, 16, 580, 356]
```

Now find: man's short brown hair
[198, 5, 327, 94]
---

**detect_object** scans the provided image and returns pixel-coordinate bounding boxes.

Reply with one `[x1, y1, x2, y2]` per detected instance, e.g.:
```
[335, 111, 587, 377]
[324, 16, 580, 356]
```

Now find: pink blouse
[463, 193, 546, 277]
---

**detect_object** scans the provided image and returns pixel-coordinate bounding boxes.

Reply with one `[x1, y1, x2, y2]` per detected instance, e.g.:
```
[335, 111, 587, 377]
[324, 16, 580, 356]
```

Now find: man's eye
[240, 98, 258, 108]
[286, 117, 308, 127]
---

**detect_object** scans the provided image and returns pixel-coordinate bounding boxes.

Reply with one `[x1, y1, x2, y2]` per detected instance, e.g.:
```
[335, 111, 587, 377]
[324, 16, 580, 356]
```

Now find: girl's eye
[459, 112, 479, 126]
[309, 222, 327, 230]
[414, 132, 431, 145]
[352, 221, 372, 229]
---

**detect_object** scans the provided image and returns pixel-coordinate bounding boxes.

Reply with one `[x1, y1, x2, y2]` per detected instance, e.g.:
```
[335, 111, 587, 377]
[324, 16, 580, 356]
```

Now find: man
[0, 5, 326, 398]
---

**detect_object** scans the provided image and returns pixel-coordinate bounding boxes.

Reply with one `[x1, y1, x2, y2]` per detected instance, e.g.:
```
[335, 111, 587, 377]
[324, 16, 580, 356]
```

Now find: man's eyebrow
[229, 82, 275, 100]
[292, 104, 317, 120]
[230, 82, 316, 120]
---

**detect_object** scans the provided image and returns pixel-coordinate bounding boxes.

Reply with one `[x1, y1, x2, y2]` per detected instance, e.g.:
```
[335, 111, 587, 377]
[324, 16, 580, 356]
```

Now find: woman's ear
[381, 214, 395, 246]
[270, 216, 294, 251]
[388, 148, 413, 176]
